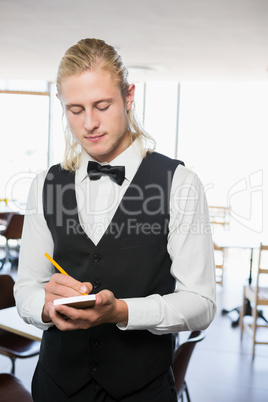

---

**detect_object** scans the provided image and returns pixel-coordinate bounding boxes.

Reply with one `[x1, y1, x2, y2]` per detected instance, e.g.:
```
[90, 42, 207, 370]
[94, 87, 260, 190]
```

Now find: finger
[53, 273, 81, 290]
[49, 303, 75, 328]
[95, 290, 114, 306]
[52, 304, 91, 330]
[51, 273, 90, 297]
[80, 282, 93, 295]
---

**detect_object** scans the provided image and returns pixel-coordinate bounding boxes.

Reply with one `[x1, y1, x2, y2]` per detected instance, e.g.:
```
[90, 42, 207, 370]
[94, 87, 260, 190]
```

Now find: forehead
[59, 69, 122, 104]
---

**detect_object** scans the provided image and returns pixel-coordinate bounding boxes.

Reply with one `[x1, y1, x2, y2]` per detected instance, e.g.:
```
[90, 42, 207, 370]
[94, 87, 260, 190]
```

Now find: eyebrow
[65, 98, 114, 108]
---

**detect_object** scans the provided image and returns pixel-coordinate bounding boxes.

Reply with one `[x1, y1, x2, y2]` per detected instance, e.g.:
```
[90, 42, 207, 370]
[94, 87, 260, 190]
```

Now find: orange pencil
[44, 253, 68, 275]
[44, 253, 87, 295]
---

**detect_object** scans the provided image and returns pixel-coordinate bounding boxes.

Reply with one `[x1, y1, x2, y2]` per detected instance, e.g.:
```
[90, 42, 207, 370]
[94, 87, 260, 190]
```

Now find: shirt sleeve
[119, 165, 217, 334]
[14, 170, 55, 330]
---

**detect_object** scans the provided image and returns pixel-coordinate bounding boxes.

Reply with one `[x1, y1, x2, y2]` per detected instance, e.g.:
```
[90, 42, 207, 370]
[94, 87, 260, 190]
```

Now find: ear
[126, 84, 135, 111]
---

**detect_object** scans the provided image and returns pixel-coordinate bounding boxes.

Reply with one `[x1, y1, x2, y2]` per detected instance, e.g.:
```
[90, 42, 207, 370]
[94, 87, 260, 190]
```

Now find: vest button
[93, 281, 101, 289]
[92, 253, 101, 263]
[90, 338, 100, 347]
[90, 363, 98, 372]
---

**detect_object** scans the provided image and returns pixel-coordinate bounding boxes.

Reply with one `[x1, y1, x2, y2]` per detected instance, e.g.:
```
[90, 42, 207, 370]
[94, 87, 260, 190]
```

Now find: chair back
[0, 274, 16, 309]
[256, 243, 268, 300]
[173, 330, 206, 395]
[214, 243, 225, 286]
[0, 373, 33, 401]
[2, 213, 24, 240]
[257, 243, 268, 278]
[240, 243, 268, 359]
[209, 206, 230, 228]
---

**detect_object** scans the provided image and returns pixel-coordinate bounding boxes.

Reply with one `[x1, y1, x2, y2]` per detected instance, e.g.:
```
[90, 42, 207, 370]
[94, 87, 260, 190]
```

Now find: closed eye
[97, 105, 110, 111]
[95, 99, 113, 111]
[67, 105, 84, 115]
[71, 109, 83, 115]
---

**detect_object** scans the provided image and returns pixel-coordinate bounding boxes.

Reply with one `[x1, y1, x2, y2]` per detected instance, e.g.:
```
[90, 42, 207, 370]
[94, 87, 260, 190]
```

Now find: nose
[84, 109, 100, 132]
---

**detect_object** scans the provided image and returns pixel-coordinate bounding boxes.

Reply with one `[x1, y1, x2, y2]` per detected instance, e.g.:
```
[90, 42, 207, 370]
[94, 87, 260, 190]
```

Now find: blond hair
[56, 38, 155, 171]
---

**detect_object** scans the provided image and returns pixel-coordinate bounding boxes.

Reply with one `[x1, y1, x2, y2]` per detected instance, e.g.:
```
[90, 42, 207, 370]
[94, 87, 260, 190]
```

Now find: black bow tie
[87, 161, 125, 186]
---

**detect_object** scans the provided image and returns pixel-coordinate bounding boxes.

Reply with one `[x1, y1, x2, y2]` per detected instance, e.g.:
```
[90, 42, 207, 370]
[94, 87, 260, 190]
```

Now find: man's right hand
[42, 273, 92, 323]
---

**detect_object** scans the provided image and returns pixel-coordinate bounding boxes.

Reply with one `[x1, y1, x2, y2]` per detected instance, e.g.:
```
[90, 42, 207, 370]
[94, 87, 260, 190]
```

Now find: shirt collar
[77, 138, 144, 183]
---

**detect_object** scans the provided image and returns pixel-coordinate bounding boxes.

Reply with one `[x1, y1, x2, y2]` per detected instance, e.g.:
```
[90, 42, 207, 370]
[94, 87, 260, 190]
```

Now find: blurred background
[1, 1, 268, 400]
[1, 0, 267, 243]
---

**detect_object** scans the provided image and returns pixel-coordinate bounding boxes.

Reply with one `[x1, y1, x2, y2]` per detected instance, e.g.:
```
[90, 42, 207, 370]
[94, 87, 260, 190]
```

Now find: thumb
[95, 290, 114, 305]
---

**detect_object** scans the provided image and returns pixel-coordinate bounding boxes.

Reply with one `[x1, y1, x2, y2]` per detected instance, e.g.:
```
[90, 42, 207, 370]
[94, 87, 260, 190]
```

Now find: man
[15, 38, 216, 402]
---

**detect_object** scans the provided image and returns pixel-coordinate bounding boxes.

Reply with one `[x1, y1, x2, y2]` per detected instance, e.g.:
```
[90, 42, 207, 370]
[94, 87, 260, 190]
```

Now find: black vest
[40, 152, 183, 399]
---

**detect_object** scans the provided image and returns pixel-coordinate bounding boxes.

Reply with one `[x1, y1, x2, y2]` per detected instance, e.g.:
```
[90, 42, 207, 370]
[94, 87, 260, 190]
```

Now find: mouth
[86, 134, 106, 143]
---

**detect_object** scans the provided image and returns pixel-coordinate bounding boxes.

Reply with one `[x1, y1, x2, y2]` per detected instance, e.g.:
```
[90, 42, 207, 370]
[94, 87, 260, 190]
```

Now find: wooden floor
[0, 248, 268, 401]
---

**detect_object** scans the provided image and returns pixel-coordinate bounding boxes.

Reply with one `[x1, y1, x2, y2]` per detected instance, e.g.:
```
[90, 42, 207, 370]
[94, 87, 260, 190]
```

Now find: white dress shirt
[14, 139, 216, 333]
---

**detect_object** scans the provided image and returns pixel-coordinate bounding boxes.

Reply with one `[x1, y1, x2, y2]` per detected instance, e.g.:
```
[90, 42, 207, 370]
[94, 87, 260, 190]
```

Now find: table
[0, 306, 42, 341]
[213, 229, 261, 281]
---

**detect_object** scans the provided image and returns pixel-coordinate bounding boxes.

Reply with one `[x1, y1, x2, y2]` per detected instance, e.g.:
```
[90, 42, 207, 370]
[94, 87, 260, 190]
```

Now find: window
[0, 92, 49, 208]
[143, 81, 179, 158]
[178, 82, 268, 240]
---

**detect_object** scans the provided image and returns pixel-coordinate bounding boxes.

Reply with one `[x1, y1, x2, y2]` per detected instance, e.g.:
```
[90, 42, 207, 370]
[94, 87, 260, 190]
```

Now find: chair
[0, 213, 24, 269]
[0, 373, 33, 401]
[209, 206, 229, 287]
[0, 212, 8, 226]
[172, 330, 206, 402]
[208, 205, 230, 228]
[214, 242, 225, 286]
[0, 274, 40, 374]
[240, 243, 268, 359]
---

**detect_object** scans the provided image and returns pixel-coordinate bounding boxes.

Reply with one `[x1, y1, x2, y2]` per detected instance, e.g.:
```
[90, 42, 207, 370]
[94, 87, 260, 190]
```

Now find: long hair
[56, 38, 155, 171]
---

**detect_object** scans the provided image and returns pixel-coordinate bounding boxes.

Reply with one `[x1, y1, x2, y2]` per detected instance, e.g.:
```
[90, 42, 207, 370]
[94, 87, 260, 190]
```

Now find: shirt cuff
[25, 289, 54, 331]
[117, 297, 160, 331]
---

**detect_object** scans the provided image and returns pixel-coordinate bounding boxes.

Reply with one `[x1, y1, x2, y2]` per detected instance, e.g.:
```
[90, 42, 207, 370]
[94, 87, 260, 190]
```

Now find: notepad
[53, 294, 96, 309]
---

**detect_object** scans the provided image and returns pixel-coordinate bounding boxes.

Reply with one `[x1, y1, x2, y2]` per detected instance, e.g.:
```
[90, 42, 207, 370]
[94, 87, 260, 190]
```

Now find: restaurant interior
[0, 1, 268, 401]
